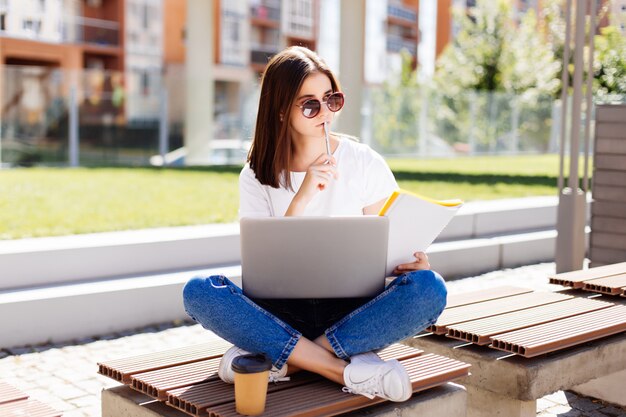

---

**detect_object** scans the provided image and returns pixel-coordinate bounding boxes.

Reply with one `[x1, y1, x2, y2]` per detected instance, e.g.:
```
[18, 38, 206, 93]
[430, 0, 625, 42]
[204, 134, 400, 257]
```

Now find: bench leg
[466, 386, 535, 417]
[102, 386, 187, 417]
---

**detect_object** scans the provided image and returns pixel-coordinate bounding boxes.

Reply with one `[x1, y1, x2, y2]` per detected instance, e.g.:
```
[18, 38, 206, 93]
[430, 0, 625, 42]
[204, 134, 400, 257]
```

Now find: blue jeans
[182, 270, 447, 370]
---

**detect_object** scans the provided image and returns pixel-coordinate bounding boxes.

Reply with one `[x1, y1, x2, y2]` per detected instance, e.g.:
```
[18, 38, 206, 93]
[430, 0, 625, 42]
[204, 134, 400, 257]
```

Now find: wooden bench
[406, 277, 626, 417]
[98, 342, 471, 417]
[549, 261, 626, 296]
[0, 380, 62, 417]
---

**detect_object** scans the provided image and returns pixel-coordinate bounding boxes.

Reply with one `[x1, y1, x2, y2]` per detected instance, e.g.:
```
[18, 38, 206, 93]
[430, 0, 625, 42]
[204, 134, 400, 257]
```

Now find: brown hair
[248, 46, 341, 190]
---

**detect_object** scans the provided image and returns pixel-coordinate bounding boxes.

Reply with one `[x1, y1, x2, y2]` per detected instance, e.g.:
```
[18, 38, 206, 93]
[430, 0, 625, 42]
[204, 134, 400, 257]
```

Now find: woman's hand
[392, 251, 430, 275]
[286, 154, 338, 216]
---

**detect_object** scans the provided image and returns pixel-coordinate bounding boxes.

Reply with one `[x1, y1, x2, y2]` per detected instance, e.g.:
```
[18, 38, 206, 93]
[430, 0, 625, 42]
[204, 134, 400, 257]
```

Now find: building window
[141, 71, 150, 96]
[287, 0, 314, 38]
[0, 14, 6, 31]
[23, 19, 42, 36]
[143, 4, 150, 29]
[221, 8, 246, 66]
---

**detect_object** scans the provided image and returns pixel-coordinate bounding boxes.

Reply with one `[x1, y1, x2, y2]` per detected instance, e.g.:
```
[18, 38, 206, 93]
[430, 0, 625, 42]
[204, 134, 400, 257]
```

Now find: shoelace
[341, 373, 384, 399]
[269, 375, 291, 383]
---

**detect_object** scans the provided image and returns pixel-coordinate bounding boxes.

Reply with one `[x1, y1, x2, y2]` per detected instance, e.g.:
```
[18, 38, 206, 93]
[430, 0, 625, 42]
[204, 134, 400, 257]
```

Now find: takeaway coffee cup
[232, 353, 272, 415]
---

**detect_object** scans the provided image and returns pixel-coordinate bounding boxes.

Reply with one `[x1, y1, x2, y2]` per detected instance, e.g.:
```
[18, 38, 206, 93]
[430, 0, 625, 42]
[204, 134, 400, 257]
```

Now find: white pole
[337, 0, 366, 138]
[185, 0, 215, 165]
[69, 86, 79, 167]
[583, 0, 597, 193]
[558, 0, 572, 191]
[555, 0, 588, 273]
[159, 88, 169, 166]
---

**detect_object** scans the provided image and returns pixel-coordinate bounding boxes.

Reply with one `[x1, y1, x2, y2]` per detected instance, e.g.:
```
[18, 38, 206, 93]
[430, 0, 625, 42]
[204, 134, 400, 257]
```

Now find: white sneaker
[217, 346, 289, 384]
[342, 358, 412, 402]
[350, 351, 384, 365]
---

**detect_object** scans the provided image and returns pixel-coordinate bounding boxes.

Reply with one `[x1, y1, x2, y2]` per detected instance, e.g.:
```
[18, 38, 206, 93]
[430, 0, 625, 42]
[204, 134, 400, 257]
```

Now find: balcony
[386, 35, 417, 56]
[387, 3, 417, 23]
[64, 16, 120, 48]
[250, 44, 280, 67]
[250, 2, 281, 26]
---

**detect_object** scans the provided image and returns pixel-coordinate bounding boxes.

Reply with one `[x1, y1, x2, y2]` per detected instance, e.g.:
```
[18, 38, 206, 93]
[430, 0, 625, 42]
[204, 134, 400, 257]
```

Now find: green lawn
[0, 154, 587, 239]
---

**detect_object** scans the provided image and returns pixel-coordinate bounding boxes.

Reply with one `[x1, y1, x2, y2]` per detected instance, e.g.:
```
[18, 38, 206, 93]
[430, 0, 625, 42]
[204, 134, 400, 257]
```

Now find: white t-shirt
[239, 137, 398, 218]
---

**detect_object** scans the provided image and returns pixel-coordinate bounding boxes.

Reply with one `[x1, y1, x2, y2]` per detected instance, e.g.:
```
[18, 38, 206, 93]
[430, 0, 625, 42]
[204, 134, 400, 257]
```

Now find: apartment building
[125, 0, 163, 121]
[0, 0, 124, 71]
[163, 0, 429, 135]
[609, 0, 626, 33]
[0, 0, 167, 128]
[162, 0, 320, 139]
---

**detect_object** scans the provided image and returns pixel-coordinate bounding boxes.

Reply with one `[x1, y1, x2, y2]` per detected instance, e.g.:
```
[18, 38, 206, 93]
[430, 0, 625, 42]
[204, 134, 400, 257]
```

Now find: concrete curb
[0, 196, 592, 348]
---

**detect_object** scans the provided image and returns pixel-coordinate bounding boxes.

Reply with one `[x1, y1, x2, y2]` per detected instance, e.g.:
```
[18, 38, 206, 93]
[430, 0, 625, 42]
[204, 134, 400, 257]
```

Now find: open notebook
[379, 189, 463, 275]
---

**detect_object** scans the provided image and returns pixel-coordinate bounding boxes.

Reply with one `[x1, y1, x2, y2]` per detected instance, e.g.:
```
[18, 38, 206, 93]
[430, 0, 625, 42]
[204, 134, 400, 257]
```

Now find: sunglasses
[294, 92, 345, 118]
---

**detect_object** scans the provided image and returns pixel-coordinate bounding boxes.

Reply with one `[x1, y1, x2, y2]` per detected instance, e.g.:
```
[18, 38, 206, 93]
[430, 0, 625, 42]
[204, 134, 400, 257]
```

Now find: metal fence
[1, 64, 622, 168]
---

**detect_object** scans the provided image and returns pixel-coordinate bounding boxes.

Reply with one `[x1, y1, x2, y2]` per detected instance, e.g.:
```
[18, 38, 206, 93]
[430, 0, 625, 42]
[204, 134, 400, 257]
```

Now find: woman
[183, 46, 447, 403]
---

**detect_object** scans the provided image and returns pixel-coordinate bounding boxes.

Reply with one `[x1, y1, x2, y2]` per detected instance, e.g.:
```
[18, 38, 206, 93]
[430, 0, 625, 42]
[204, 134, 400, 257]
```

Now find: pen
[323, 121, 331, 161]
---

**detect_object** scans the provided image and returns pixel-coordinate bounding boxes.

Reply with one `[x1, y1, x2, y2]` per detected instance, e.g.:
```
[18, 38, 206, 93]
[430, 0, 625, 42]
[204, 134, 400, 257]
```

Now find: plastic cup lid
[231, 353, 272, 374]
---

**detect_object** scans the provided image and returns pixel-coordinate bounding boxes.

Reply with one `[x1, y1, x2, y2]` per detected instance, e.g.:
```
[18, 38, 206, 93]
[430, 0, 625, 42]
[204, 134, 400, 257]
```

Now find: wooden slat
[591, 216, 626, 234]
[428, 292, 572, 334]
[590, 247, 626, 265]
[98, 340, 232, 383]
[592, 232, 626, 251]
[595, 122, 626, 139]
[446, 298, 613, 345]
[445, 286, 532, 309]
[168, 373, 321, 416]
[596, 137, 626, 153]
[164, 344, 425, 416]
[592, 201, 626, 219]
[0, 398, 62, 417]
[203, 355, 470, 417]
[132, 357, 222, 400]
[548, 262, 626, 288]
[594, 170, 626, 187]
[595, 104, 626, 123]
[0, 381, 28, 405]
[592, 186, 626, 203]
[583, 273, 626, 295]
[131, 343, 424, 402]
[594, 155, 626, 172]
[489, 305, 626, 357]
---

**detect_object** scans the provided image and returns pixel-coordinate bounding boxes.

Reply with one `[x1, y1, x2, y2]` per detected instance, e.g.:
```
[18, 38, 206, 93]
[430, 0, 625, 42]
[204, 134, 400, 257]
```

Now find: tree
[593, 26, 626, 98]
[370, 50, 421, 154]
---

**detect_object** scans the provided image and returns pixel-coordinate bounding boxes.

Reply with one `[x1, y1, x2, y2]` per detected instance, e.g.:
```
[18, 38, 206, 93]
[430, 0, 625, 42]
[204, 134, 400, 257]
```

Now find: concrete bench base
[406, 332, 626, 417]
[572, 369, 626, 407]
[102, 382, 467, 417]
[465, 386, 535, 417]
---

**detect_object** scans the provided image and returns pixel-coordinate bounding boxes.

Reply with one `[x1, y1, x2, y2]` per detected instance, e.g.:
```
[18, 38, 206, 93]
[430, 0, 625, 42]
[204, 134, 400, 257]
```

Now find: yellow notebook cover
[379, 189, 463, 275]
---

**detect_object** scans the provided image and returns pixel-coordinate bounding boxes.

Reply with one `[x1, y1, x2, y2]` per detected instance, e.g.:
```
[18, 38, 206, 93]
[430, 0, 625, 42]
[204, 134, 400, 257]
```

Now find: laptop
[240, 216, 389, 299]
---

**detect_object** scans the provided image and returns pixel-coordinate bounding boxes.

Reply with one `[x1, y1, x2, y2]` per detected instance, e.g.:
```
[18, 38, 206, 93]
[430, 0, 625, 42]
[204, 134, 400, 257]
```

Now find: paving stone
[47, 400, 77, 412]
[558, 410, 583, 417]
[583, 410, 624, 417]
[2, 262, 623, 417]
[61, 409, 89, 417]
[6, 346, 36, 355]
[598, 405, 626, 417]
[538, 398, 559, 411]
[547, 404, 576, 414]
[571, 396, 605, 412]
[48, 384, 88, 401]
[544, 391, 571, 405]
[68, 394, 100, 408]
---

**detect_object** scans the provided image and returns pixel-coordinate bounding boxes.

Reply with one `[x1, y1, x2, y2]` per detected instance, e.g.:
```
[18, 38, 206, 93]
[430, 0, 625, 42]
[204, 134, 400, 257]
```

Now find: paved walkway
[0, 262, 624, 417]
